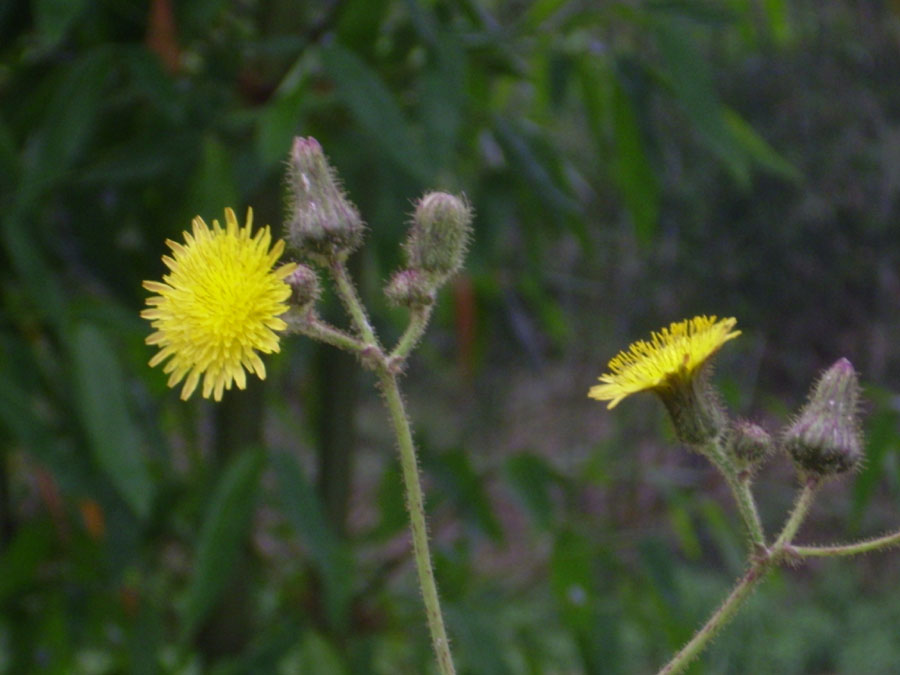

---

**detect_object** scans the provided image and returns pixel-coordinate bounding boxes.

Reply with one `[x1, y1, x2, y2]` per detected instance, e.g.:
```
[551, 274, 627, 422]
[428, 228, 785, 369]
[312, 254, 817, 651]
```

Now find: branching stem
[793, 528, 900, 557]
[318, 258, 455, 674]
[702, 440, 766, 549]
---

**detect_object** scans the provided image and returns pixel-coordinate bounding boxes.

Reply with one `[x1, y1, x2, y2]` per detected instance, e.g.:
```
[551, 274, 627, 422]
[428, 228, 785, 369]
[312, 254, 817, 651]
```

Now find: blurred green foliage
[2, 0, 900, 672]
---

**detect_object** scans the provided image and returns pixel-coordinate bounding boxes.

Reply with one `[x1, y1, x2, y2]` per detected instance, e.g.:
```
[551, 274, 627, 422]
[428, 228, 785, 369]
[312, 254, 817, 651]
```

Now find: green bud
[286, 264, 320, 310]
[384, 269, 435, 309]
[728, 419, 772, 468]
[404, 192, 473, 280]
[285, 137, 365, 262]
[656, 366, 726, 445]
[783, 358, 863, 477]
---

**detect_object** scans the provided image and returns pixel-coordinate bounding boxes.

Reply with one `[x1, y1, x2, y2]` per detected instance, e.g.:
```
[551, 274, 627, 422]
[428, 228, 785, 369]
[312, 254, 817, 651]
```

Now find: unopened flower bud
[384, 269, 435, 309]
[784, 358, 863, 477]
[404, 192, 473, 280]
[728, 419, 772, 467]
[285, 137, 365, 262]
[286, 264, 320, 310]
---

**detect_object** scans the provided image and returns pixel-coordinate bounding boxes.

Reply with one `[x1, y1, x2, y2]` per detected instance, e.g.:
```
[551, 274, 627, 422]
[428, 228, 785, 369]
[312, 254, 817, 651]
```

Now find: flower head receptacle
[784, 357, 863, 477]
[588, 316, 740, 444]
[141, 208, 297, 401]
[285, 137, 365, 263]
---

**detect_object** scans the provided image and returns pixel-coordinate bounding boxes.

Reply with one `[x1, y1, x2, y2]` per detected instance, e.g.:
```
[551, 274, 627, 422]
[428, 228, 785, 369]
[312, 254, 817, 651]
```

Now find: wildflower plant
[590, 317, 900, 674]
[143, 137, 469, 675]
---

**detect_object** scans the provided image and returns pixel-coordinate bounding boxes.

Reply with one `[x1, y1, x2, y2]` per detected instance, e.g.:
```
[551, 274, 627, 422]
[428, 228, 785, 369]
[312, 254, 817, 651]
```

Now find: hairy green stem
[702, 440, 766, 549]
[773, 479, 818, 550]
[390, 305, 434, 362]
[285, 310, 366, 354]
[793, 528, 900, 557]
[322, 256, 454, 673]
[660, 473, 823, 673]
[330, 257, 380, 347]
[658, 562, 771, 675]
[377, 367, 456, 675]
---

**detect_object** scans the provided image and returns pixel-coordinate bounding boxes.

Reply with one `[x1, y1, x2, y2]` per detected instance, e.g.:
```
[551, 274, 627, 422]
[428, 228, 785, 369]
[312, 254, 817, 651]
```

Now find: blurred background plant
[2, 0, 900, 673]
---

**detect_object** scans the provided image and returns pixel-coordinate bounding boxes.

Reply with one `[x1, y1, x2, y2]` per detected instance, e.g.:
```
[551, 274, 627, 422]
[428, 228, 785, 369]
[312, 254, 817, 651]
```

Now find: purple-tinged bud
[384, 269, 435, 309]
[783, 358, 863, 477]
[286, 264, 320, 310]
[728, 419, 772, 468]
[285, 137, 365, 262]
[404, 192, 473, 280]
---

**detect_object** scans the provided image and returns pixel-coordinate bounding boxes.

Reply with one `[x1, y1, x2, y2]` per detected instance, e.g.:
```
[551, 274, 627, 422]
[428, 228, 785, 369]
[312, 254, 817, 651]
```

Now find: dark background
[2, 1, 900, 672]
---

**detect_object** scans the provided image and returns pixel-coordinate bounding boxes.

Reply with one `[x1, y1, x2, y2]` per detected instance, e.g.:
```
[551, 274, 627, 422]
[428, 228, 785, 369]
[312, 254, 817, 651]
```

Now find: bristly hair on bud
[286, 263, 320, 311]
[783, 357, 864, 477]
[384, 268, 436, 309]
[404, 192, 473, 281]
[285, 137, 365, 263]
[727, 419, 773, 470]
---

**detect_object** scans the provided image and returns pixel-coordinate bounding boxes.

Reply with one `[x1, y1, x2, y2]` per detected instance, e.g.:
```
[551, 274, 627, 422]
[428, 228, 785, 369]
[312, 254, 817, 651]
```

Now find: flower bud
[286, 264, 320, 310]
[285, 137, 365, 262]
[384, 269, 435, 309]
[404, 192, 473, 280]
[728, 419, 772, 468]
[783, 358, 863, 477]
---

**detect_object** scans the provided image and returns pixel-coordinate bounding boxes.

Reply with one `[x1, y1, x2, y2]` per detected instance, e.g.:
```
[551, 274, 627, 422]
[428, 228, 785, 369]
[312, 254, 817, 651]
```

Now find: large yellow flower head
[141, 208, 298, 401]
[588, 316, 740, 409]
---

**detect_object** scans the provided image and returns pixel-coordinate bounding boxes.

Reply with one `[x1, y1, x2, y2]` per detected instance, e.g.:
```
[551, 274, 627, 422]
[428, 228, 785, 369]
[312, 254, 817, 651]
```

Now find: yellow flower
[141, 208, 298, 401]
[588, 316, 740, 409]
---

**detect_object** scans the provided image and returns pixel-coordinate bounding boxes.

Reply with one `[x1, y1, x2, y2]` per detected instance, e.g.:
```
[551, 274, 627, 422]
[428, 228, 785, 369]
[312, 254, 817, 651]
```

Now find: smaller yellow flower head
[141, 208, 298, 401]
[588, 316, 740, 409]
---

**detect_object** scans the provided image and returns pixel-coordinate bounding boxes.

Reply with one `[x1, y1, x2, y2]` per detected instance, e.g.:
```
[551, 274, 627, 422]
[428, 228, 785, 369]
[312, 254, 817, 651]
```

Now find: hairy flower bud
[285, 137, 365, 262]
[784, 358, 863, 477]
[384, 268, 435, 309]
[286, 264, 320, 310]
[404, 192, 473, 280]
[728, 419, 772, 468]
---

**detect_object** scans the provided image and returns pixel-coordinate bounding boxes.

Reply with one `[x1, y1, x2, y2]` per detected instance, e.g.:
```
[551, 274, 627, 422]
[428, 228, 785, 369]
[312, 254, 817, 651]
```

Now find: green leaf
[493, 117, 579, 219]
[447, 604, 513, 675]
[723, 107, 802, 182]
[32, 0, 88, 50]
[257, 84, 307, 168]
[425, 448, 502, 540]
[271, 451, 354, 630]
[319, 42, 431, 181]
[550, 529, 595, 632]
[374, 462, 408, 538]
[611, 77, 660, 245]
[293, 631, 349, 675]
[0, 113, 18, 190]
[763, 0, 793, 46]
[653, 20, 751, 186]
[852, 392, 899, 526]
[188, 135, 238, 222]
[182, 448, 264, 638]
[504, 452, 557, 530]
[71, 323, 154, 519]
[336, 0, 389, 56]
[0, 522, 55, 602]
[21, 49, 110, 203]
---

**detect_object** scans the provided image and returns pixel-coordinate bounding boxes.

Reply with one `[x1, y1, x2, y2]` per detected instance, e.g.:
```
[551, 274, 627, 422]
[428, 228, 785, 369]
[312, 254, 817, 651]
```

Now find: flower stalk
[590, 320, 900, 674]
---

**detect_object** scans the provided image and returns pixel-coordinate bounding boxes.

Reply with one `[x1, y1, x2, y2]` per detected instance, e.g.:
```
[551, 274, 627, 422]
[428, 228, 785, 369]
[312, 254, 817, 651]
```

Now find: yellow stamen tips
[142, 207, 298, 401]
[588, 315, 740, 409]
